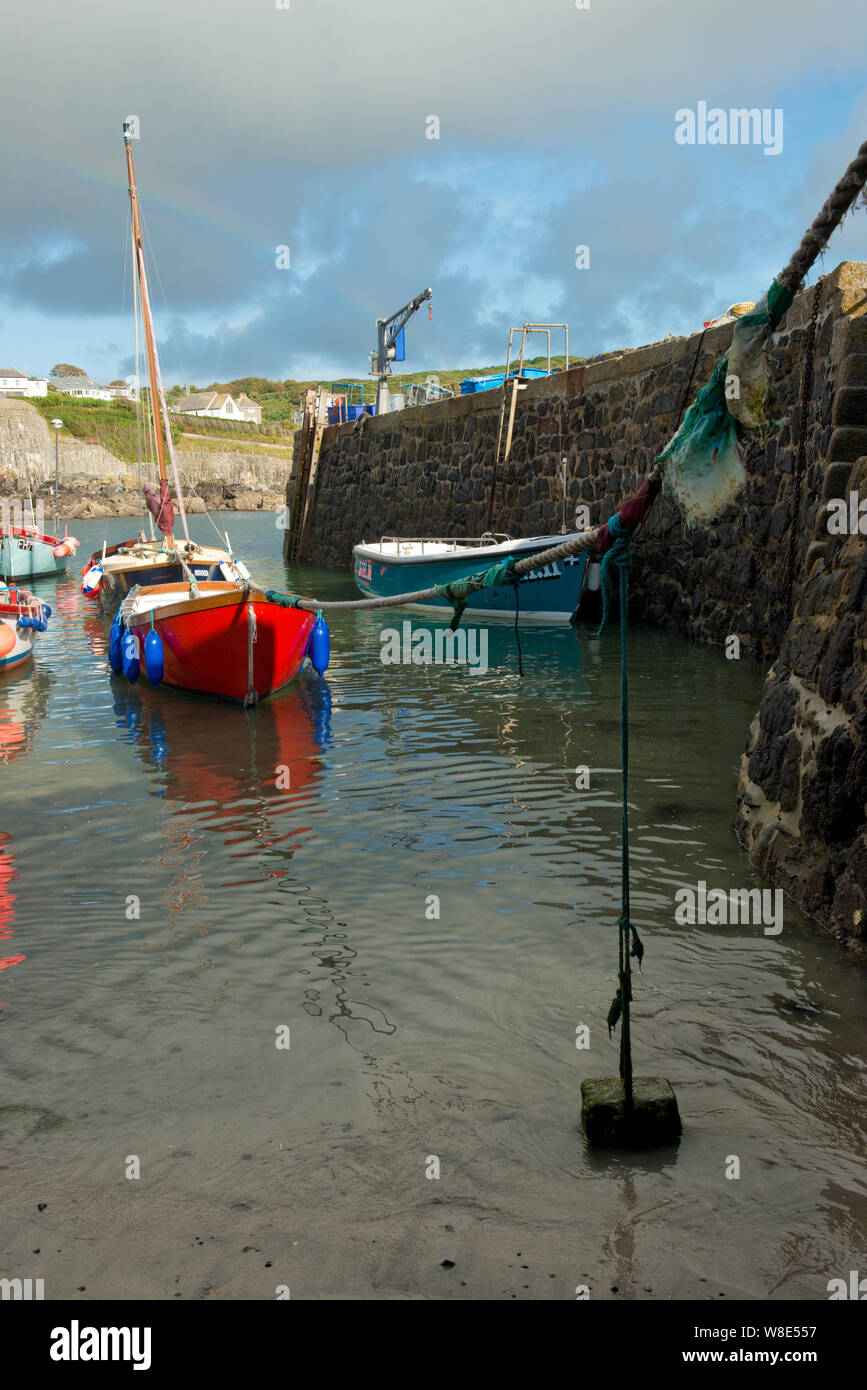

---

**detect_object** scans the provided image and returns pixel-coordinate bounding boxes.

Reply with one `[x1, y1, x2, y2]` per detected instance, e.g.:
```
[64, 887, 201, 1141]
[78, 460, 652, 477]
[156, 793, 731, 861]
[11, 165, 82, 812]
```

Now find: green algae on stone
[0, 1104, 66, 1142]
[581, 1076, 681, 1147]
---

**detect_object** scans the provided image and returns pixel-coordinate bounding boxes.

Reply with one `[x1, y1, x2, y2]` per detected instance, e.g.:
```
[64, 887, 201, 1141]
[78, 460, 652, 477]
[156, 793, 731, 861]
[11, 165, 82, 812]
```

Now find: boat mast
[123, 123, 177, 547]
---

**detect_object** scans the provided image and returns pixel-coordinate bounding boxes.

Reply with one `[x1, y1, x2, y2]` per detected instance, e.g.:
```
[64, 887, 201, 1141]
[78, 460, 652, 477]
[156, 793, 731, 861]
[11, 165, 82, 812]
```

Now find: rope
[598, 532, 644, 1116]
[175, 553, 200, 599]
[778, 140, 867, 290]
[617, 556, 633, 1109]
[264, 527, 601, 618]
[783, 277, 823, 628]
[244, 600, 258, 709]
[513, 576, 523, 677]
[675, 328, 707, 435]
[595, 514, 632, 636]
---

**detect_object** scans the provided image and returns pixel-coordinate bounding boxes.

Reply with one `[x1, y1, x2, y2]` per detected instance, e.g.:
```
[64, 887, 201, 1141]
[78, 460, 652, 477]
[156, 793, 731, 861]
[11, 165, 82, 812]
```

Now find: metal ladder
[284, 387, 329, 563]
[486, 322, 569, 531]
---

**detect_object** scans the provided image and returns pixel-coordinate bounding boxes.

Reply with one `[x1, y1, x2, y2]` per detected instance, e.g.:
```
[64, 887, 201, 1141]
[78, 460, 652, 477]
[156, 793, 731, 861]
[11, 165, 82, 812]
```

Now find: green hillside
[191, 354, 572, 420]
[24, 354, 573, 462]
[27, 389, 290, 463]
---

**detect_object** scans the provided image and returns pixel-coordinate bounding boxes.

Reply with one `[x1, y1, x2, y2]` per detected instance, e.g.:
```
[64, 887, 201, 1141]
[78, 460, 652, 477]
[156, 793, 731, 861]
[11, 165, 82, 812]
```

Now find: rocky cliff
[0, 397, 285, 515]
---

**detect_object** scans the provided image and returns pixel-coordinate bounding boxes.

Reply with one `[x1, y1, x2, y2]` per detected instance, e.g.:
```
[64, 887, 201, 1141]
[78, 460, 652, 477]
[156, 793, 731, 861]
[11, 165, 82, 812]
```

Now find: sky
[0, 0, 865, 388]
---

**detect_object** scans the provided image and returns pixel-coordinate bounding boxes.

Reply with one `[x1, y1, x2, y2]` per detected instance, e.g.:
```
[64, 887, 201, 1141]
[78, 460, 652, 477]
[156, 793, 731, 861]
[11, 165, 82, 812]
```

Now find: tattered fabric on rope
[434, 554, 518, 630]
[657, 277, 796, 525]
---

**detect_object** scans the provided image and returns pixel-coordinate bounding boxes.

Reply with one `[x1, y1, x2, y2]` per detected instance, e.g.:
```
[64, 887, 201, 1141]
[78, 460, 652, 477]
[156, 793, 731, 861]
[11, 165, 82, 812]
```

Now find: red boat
[102, 126, 330, 705]
[122, 581, 315, 703]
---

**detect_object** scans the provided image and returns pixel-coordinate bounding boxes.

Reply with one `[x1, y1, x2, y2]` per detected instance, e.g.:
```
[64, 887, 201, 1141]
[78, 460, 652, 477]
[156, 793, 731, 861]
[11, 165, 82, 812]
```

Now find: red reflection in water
[0, 697, 26, 761]
[53, 583, 108, 657]
[0, 831, 24, 1005]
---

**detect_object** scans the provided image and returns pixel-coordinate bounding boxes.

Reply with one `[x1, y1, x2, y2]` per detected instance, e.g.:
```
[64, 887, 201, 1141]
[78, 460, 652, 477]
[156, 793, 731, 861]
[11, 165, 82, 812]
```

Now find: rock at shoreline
[27, 483, 284, 520]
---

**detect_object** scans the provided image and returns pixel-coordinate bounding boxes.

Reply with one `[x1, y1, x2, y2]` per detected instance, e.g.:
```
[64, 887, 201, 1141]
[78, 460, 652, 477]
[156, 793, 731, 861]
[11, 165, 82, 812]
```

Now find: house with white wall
[236, 392, 262, 424]
[0, 368, 48, 398]
[49, 373, 114, 401]
[172, 390, 258, 422]
[108, 379, 137, 400]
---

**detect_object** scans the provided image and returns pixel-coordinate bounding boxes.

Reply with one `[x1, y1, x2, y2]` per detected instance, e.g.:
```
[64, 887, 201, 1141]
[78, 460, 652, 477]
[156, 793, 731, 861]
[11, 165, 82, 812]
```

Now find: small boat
[118, 581, 317, 703]
[2, 523, 79, 582]
[104, 124, 332, 705]
[82, 124, 246, 609]
[82, 533, 250, 614]
[0, 582, 51, 674]
[352, 531, 591, 622]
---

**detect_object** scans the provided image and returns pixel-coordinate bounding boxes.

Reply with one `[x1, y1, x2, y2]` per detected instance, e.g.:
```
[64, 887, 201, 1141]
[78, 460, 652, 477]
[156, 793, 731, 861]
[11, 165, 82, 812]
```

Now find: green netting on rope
[595, 514, 633, 637]
[264, 588, 304, 608]
[434, 554, 518, 630]
[658, 276, 797, 524]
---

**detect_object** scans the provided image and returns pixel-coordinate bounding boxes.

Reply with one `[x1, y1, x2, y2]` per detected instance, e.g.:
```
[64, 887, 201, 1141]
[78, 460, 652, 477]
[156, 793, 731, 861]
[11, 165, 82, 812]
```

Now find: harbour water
[1, 513, 865, 1299]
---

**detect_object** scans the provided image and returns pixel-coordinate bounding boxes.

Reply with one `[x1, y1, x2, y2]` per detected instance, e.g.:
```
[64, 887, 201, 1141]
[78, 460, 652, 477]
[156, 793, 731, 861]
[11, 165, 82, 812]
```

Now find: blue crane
[370, 287, 432, 414]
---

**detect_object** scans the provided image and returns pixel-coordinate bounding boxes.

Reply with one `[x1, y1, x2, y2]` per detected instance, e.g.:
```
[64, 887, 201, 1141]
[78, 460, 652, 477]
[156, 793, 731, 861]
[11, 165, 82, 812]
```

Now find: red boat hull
[129, 592, 314, 702]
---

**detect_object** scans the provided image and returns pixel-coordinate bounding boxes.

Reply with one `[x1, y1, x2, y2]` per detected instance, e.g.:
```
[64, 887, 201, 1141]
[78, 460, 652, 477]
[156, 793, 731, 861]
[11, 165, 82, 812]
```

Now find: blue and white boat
[352, 532, 593, 623]
[1, 523, 79, 582]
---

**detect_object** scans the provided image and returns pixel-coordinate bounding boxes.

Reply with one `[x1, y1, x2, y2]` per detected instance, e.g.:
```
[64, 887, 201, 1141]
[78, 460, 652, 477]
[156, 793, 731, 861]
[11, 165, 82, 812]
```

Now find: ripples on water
[0, 513, 864, 1299]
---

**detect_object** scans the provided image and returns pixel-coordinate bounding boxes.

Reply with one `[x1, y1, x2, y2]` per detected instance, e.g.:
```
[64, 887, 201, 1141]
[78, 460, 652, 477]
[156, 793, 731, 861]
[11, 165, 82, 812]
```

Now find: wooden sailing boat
[109, 123, 324, 704]
[81, 123, 250, 610]
[119, 579, 316, 703]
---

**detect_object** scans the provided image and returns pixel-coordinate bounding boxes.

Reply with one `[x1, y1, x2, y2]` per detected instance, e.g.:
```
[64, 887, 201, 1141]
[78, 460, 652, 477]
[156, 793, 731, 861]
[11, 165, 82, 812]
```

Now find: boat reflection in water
[111, 674, 332, 841]
[0, 666, 51, 764]
[0, 831, 23, 1005]
[109, 676, 332, 980]
[0, 669, 51, 1004]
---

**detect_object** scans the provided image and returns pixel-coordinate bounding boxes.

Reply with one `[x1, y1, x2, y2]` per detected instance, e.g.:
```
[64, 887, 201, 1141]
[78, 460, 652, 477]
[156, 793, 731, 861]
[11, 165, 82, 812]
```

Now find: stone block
[821, 460, 854, 502]
[841, 353, 867, 388]
[832, 388, 867, 429]
[581, 1076, 682, 1147]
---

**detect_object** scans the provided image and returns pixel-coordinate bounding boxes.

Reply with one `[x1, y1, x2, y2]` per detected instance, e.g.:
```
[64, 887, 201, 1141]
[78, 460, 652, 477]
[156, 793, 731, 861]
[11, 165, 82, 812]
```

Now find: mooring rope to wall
[266, 524, 604, 618]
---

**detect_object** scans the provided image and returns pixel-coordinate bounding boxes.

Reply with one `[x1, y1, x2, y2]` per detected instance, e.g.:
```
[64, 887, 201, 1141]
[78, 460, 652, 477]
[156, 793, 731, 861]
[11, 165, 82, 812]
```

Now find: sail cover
[143, 481, 175, 536]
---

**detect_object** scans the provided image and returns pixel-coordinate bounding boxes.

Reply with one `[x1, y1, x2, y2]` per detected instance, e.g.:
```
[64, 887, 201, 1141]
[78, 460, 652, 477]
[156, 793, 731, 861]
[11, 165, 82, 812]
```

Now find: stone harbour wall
[736, 461, 867, 946]
[298, 261, 867, 946]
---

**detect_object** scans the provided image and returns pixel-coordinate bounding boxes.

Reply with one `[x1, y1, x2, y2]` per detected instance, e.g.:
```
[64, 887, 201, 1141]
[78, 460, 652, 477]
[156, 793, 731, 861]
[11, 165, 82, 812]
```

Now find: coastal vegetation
[22, 354, 570, 465]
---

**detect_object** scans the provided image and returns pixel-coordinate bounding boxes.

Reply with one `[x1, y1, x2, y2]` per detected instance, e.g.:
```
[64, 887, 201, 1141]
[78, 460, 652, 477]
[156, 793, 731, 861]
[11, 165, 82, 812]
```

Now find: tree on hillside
[50, 363, 87, 377]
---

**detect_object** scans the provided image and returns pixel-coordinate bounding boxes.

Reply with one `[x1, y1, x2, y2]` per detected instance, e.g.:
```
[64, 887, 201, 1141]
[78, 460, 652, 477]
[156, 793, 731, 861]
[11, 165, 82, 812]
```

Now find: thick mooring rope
[777, 140, 867, 291]
[268, 526, 601, 615]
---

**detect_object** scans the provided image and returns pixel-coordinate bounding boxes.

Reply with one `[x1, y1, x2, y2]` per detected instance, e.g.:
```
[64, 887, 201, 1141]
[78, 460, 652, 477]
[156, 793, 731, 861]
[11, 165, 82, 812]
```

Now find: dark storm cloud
[1, 0, 865, 378]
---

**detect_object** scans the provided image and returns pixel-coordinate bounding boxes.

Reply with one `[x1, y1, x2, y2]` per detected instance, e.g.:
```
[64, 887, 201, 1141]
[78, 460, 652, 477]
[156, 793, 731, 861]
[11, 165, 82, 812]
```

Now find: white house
[49, 373, 114, 401]
[0, 369, 48, 398]
[235, 392, 262, 425]
[172, 390, 258, 422]
[108, 379, 138, 401]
